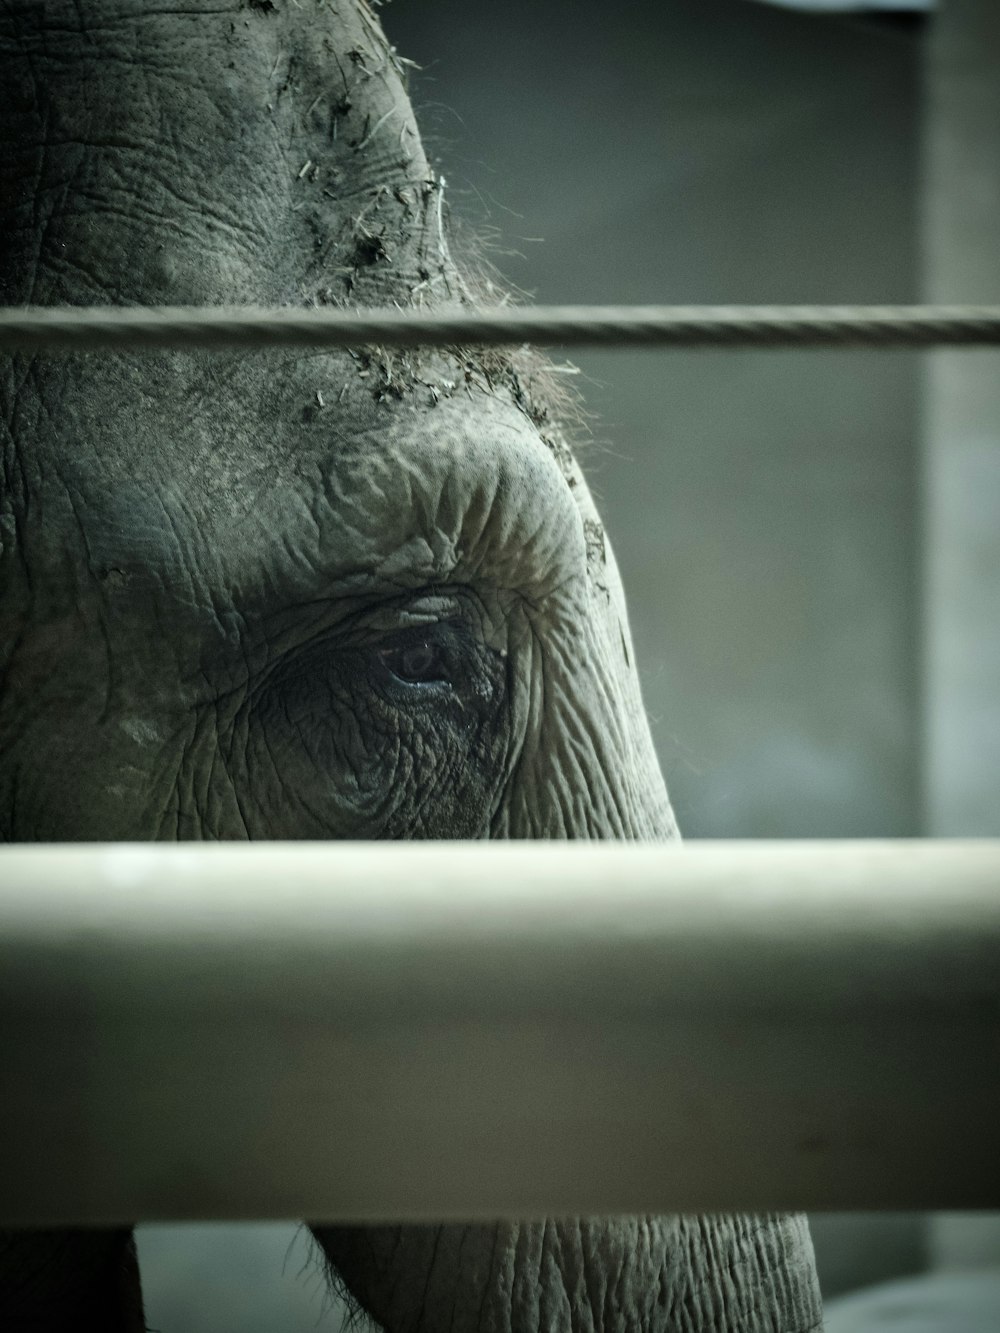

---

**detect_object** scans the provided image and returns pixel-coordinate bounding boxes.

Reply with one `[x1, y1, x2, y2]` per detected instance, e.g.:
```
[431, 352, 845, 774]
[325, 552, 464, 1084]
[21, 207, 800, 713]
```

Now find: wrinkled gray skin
[0, 3, 823, 1330]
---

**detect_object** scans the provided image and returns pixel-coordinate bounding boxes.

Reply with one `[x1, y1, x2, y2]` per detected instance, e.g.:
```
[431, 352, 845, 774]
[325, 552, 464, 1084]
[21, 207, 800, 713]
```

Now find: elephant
[0, 1, 824, 1330]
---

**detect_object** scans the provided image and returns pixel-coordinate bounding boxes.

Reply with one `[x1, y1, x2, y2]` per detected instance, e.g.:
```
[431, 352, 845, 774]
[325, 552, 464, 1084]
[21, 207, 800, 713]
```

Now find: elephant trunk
[313, 1214, 823, 1332]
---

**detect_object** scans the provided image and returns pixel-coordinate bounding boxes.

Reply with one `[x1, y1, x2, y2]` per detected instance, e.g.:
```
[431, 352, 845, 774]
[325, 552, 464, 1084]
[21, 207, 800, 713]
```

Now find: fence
[0, 306, 998, 1228]
[1, 839, 998, 1227]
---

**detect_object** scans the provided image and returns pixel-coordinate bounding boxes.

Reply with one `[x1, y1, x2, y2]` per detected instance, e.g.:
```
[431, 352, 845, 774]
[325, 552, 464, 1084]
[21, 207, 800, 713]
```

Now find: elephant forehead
[0, 0, 429, 310]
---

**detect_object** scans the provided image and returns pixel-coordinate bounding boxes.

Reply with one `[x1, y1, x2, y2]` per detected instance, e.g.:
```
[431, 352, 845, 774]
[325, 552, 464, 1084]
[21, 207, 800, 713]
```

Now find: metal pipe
[0, 840, 997, 1225]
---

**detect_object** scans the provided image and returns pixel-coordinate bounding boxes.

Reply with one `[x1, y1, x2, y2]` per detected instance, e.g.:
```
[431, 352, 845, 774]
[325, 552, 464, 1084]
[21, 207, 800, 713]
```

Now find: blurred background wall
[920, 0, 1000, 1284]
[136, 0, 999, 1326]
[387, 0, 923, 844]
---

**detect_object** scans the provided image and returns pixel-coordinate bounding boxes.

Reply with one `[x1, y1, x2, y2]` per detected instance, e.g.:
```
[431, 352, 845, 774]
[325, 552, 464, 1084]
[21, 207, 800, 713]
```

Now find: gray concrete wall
[390, 0, 922, 840]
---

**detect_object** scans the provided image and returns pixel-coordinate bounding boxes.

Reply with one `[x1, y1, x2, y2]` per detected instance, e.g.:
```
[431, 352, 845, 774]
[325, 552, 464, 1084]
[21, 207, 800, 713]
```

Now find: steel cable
[0, 304, 999, 352]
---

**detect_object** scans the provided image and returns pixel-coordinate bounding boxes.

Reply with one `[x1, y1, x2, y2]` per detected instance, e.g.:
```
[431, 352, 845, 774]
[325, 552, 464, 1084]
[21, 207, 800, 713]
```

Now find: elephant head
[0, 2, 823, 1330]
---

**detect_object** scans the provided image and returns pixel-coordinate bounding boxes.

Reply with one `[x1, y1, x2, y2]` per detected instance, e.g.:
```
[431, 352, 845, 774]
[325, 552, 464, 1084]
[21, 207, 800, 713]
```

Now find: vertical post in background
[923, 0, 1000, 1270]
[922, 0, 1000, 836]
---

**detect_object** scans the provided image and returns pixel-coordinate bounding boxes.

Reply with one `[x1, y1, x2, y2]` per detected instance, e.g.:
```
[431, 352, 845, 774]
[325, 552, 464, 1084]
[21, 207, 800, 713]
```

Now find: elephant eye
[377, 638, 450, 686]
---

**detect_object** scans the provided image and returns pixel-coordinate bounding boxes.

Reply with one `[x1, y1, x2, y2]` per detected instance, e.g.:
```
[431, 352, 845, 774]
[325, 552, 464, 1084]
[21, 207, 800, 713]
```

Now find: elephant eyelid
[335, 589, 474, 643]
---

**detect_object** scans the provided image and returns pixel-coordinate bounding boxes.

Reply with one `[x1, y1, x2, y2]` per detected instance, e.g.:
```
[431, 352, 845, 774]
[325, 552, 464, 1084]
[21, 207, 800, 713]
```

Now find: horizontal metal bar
[1, 304, 1000, 352]
[0, 840, 997, 1225]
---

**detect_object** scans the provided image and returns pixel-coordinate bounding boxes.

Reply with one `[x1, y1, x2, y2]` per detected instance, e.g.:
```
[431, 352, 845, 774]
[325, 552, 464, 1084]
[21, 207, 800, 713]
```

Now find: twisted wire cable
[0, 304, 999, 352]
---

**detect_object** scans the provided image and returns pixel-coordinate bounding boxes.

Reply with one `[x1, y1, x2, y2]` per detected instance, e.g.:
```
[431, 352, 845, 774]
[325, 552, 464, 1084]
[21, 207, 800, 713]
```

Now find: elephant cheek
[494, 619, 677, 841]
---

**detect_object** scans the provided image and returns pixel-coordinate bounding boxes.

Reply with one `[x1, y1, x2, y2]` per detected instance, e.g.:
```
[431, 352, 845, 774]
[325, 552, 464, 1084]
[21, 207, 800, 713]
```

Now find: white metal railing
[1, 839, 997, 1227]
